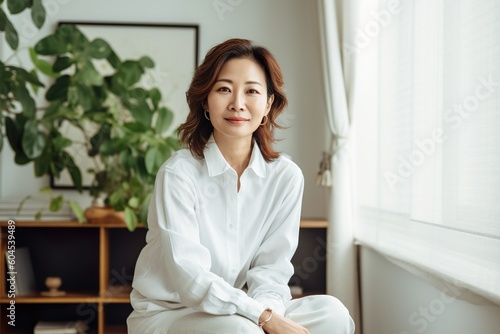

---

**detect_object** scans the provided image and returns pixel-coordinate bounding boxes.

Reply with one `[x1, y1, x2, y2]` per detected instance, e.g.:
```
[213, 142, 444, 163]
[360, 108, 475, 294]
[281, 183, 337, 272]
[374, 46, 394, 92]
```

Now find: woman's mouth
[225, 117, 249, 124]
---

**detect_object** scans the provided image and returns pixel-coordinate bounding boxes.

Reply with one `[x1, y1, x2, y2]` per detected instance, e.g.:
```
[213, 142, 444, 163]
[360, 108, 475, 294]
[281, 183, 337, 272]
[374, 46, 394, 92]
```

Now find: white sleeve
[149, 166, 266, 323]
[246, 167, 305, 316]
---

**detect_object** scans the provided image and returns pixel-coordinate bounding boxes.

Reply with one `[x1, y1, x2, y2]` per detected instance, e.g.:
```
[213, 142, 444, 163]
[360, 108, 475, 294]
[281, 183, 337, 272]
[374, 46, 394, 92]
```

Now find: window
[353, 0, 500, 303]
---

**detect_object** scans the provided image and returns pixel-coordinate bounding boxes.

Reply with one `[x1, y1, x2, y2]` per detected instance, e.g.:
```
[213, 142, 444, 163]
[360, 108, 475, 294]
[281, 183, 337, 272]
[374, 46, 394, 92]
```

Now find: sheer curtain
[353, 0, 500, 304]
[317, 0, 361, 330]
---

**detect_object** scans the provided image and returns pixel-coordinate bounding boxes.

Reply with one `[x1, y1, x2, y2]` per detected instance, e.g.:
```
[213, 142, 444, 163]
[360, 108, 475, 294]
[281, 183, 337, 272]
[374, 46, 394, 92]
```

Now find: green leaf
[12, 82, 36, 118]
[42, 101, 64, 121]
[0, 8, 7, 31]
[39, 187, 52, 194]
[149, 88, 162, 109]
[126, 100, 152, 127]
[69, 200, 84, 223]
[31, 0, 46, 28]
[99, 138, 128, 156]
[34, 211, 42, 220]
[119, 150, 135, 170]
[89, 38, 111, 59]
[89, 123, 111, 157]
[75, 65, 103, 86]
[106, 49, 121, 69]
[49, 195, 63, 212]
[34, 33, 67, 55]
[129, 87, 147, 101]
[124, 121, 148, 133]
[16, 195, 32, 214]
[59, 24, 89, 51]
[61, 151, 82, 191]
[52, 56, 74, 72]
[5, 117, 19, 149]
[53, 136, 72, 150]
[4, 15, 19, 50]
[30, 48, 58, 78]
[22, 120, 47, 159]
[145, 145, 170, 175]
[139, 56, 154, 69]
[155, 107, 173, 134]
[45, 75, 70, 101]
[29, 69, 41, 94]
[124, 206, 138, 231]
[139, 193, 151, 228]
[113, 60, 144, 87]
[145, 147, 159, 175]
[128, 197, 140, 209]
[7, 115, 31, 165]
[7, 0, 30, 14]
[34, 153, 50, 176]
[109, 188, 126, 209]
[75, 83, 93, 111]
[12, 66, 44, 86]
[14, 150, 31, 165]
[135, 156, 152, 184]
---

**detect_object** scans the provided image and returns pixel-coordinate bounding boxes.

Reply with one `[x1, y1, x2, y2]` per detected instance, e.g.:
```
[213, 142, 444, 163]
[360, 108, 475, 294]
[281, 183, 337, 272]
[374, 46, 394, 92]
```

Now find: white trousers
[127, 295, 355, 334]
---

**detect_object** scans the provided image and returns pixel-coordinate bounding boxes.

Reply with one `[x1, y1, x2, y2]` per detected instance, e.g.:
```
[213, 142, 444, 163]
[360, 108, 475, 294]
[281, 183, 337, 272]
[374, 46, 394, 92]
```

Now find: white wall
[0, 0, 328, 218]
[361, 246, 500, 334]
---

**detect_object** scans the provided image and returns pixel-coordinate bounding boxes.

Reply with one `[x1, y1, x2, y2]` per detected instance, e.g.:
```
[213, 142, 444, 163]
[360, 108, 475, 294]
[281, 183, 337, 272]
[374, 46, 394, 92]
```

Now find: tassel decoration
[316, 151, 332, 187]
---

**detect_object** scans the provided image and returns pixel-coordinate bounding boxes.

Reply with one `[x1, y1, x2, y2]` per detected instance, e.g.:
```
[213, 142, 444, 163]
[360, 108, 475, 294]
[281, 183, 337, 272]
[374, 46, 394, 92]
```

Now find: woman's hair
[179, 38, 288, 162]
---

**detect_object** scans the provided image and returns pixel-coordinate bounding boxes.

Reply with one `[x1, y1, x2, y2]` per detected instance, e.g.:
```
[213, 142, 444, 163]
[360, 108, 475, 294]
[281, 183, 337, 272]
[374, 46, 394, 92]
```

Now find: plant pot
[84, 206, 126, 225]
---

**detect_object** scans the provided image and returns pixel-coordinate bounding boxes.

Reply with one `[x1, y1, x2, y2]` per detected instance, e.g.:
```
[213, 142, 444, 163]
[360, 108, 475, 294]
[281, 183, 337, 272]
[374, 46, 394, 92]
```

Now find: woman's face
[206, 57, 274, 144]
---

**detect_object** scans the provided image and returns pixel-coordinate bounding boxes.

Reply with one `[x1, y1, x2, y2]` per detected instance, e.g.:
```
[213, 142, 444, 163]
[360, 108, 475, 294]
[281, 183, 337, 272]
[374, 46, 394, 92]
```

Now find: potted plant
[0, 2, 180, 231]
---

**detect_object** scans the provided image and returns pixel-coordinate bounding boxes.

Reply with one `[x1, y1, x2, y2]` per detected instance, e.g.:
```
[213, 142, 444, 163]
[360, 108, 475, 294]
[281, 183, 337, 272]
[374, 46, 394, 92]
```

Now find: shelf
[0, 292, 100, 304]
[102, 295, 131, 303]
[0, 219, 326, 333]
[300, 219, 328, 228]
[0, 221, 145, 228]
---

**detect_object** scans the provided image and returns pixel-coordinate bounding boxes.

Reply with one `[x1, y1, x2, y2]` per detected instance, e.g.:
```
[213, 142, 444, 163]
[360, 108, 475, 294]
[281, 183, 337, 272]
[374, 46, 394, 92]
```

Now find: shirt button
[229, 224, 234, 229]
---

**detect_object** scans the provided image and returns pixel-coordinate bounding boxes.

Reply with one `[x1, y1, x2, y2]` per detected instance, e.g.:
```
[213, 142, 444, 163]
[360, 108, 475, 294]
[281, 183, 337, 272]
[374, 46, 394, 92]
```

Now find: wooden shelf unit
[0, 221, 139, 334]
[0, 219, 327, 333]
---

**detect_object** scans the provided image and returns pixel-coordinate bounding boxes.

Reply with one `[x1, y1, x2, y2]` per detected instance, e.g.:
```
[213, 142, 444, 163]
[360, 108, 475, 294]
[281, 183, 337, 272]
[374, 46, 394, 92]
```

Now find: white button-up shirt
[131, 137, 304, 324]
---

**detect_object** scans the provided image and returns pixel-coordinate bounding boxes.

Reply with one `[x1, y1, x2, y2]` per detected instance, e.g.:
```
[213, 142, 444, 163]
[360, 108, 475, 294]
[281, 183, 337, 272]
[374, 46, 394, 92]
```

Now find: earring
[204, 110, 210, 120]
[260, 115, 268, 126]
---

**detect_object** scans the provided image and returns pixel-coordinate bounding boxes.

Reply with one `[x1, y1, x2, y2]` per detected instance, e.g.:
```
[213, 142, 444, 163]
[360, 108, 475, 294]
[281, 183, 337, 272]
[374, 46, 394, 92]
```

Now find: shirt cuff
[236, 295, 267, 324]
[255, 297, 286, 316]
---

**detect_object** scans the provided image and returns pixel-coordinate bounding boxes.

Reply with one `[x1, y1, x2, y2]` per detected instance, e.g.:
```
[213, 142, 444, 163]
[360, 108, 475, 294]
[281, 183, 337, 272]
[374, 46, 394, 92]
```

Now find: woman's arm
[246, 166, 305, 315]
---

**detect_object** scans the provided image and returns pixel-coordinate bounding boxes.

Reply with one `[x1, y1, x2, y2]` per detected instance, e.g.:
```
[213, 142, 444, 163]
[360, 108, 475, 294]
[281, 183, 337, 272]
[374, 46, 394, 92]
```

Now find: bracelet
[258, 308, 273, 328]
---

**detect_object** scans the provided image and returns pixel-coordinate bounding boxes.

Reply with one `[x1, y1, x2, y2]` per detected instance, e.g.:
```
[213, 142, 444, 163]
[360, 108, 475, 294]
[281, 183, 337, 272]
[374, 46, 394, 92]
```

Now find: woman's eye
[248, 89, 259, 94]
[218, 87, 230, 92]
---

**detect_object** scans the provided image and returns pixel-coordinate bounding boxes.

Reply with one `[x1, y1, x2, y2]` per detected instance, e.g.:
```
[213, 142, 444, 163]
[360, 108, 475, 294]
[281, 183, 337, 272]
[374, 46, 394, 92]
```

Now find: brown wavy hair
[179, 38, 288, 162]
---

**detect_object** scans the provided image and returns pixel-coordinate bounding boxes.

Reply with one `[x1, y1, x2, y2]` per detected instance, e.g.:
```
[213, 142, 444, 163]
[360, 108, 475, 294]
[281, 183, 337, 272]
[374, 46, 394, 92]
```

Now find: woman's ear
[266, 94, 275, 113]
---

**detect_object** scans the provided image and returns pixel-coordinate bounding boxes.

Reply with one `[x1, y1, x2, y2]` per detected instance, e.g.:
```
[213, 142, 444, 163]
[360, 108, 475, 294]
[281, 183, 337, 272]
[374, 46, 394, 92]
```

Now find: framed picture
[50, 22, 199, 189]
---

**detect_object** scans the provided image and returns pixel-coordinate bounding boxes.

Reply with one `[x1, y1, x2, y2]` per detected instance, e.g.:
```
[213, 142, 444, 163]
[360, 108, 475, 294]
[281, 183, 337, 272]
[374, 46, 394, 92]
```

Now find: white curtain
[353, 0, 500, 305]
[317, 0, 361, 330]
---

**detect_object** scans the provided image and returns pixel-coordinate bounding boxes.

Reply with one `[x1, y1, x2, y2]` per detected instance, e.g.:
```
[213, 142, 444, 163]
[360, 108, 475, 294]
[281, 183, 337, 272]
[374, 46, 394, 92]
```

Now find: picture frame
[50, 22, 199, 189]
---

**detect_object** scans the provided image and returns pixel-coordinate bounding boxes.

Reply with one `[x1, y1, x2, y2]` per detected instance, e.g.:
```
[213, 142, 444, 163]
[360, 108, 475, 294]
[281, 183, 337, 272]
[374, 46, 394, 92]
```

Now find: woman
[127, 38, 355, 334]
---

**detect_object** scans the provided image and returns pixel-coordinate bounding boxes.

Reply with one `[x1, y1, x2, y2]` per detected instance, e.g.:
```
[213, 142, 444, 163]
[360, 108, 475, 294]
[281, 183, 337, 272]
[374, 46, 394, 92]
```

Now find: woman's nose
[229, 92, 245, 111]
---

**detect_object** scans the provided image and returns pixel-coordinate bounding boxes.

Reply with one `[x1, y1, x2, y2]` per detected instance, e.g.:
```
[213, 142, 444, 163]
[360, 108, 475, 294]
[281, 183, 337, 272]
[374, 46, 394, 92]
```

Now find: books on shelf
[5, 247, 37, 296]
[0, 196, 73, 221]
[34, 321, 89, 333]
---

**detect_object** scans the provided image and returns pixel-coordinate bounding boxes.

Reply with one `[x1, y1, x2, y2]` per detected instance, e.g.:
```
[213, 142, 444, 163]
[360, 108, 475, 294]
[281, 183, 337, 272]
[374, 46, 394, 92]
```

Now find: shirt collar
[204, 135, 267, 178]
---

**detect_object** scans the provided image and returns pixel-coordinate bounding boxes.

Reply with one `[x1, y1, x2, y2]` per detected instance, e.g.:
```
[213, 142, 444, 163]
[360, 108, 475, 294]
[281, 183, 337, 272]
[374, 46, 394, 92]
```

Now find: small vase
[41, 276, 66, 297]
[84, 206, 125, 225]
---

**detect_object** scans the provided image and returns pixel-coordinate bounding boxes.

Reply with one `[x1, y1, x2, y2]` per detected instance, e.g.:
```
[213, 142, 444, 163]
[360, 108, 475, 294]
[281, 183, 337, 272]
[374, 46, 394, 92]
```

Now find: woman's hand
[260, 310, 309, 334]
